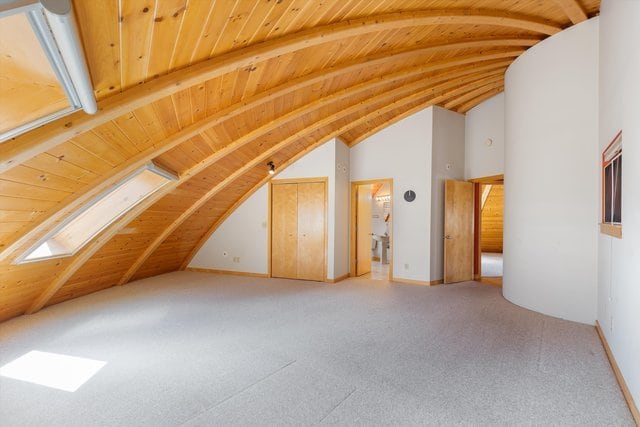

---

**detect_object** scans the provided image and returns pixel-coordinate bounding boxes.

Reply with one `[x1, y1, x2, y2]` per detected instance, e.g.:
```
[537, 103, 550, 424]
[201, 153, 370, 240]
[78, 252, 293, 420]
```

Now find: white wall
[597, 0, 640, 406]
[430, 106, 466, 281]
[189, 186, 269, 274]
[351, 108, 433, 283]
[189, 138, 349, 280]
[503, 18, 599, 325]
[334, 140, 350, 278]
[277, 139, 338, 279]
[464, 93, 505, 180]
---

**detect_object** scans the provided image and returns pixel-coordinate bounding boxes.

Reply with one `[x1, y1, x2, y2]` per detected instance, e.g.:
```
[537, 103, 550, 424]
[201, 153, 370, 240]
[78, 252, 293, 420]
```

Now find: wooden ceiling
[0, 0, 599, 322]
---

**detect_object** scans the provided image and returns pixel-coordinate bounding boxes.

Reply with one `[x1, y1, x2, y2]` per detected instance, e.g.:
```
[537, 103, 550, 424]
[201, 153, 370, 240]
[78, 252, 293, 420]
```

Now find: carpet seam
[317, 387, 357, 424]
[178, 359, 297, 425]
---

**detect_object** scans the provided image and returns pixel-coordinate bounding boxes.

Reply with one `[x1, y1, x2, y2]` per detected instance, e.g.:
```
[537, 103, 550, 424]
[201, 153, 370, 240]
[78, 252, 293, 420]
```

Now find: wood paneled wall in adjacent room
[481, 184, 503, 253]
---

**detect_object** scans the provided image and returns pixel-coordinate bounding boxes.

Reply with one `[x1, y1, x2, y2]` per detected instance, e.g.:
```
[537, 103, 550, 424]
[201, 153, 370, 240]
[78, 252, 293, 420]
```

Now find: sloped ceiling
[0, 0, 599, 321]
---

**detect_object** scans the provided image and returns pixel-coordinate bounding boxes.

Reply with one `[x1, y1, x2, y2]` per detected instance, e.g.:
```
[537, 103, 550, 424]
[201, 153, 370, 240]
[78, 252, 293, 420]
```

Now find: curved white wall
[503, 18, 599, 324]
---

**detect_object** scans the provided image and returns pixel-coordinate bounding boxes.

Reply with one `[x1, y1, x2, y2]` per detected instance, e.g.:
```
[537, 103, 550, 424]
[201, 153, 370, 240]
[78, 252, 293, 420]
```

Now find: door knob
[444, 235, 452, 240]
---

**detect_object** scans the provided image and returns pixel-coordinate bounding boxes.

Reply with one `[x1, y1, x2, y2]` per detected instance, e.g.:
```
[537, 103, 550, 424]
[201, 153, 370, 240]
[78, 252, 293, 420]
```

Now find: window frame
[15, 163, 177, 264]
[600, 131, 622, 238]
[0, 2, 83, 142]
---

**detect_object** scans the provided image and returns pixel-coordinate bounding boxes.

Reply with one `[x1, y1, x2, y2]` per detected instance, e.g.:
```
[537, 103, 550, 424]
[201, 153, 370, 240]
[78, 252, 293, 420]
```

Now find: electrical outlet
[404, 263, 409, 270]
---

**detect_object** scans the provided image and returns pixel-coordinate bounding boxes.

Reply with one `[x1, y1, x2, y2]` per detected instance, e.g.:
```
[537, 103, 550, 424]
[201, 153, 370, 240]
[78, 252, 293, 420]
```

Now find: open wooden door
[444, 180, 474, 283]
[356, 184, 372, 276]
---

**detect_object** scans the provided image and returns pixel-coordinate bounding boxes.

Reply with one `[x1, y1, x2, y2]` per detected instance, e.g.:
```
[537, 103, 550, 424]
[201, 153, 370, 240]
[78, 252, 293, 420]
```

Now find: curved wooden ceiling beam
[122, 73, 509, 284]
[1, 43, 525, 263]
[180, 72, 506, 271]
[346, 78, 505, 148]
[553, 0, 588, 24]
[443, 79, 505, 110]
[26, 68, 506, 313]
[347, 76, 507, 149]
[456, 86, 506, 114]
[0, 7, 558, 172]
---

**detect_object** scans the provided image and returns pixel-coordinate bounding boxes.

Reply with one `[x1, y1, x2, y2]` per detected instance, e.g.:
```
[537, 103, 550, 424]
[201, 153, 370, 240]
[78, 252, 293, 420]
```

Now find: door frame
[268, 177, 328, 281]
[468, 174, 504, 282]
[349, 178, 393, 280]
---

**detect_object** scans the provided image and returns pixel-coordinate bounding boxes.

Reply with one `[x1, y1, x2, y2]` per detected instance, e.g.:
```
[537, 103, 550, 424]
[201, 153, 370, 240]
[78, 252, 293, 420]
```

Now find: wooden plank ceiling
[0, 0, 599, 321]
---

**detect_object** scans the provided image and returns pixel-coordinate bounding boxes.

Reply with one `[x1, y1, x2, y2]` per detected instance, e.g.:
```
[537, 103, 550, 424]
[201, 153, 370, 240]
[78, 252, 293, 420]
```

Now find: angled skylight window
[17, 164, 177, 263]
[0, 12, 72, 135]
[0, 0, 97, 141]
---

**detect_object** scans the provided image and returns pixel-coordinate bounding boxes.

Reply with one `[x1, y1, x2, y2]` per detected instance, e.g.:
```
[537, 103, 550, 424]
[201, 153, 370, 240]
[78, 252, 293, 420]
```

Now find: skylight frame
[15, 163, 177, 264]
[0, 0, 96, 142]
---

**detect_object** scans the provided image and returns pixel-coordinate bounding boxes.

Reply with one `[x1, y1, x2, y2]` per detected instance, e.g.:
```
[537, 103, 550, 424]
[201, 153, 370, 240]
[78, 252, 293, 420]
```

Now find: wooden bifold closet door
[271, 180, 326, 281]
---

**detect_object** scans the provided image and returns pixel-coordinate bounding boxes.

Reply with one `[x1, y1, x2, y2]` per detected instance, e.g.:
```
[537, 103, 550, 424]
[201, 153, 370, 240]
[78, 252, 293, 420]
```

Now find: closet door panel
[297, 182, 325, 281]
[271, 183, 298, 279]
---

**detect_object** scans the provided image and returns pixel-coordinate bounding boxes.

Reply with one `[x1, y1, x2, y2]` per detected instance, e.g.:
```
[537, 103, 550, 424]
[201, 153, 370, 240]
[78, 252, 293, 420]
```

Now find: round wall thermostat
[404, 190, 416, 202]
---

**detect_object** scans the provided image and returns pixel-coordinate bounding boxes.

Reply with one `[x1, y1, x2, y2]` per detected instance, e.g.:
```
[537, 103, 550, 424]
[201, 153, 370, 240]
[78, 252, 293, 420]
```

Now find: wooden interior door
[296, 182, 326, 281]
[356, 184, 372, 276]
[444, 180, 474, 283]
[271, 183, 298, 279]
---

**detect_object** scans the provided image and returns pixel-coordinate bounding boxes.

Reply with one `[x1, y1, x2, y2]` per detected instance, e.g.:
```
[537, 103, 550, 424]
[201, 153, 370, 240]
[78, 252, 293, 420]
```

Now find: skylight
[0, 0, 97, 142]
[18, 164, 177, 263]
[0, 12, 72, 135]
[0, 350, 106, 392]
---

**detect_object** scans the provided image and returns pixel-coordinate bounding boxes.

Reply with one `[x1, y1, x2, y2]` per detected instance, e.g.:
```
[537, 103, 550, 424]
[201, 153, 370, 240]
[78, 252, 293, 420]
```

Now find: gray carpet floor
[0, 271, 633, 426]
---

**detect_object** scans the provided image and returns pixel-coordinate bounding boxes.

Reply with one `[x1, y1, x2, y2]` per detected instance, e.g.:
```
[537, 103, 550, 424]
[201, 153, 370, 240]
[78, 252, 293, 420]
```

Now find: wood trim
[553, 0, 588, 24]
[1, 56, 514, 263]
[271, 177, 328, 184]
[350, 179, 393, 280]
[479, 276, 503, 286]
[327, 273, 350, 284]
[600, 223, 622, 239]
[185, 267, 269, 278]
[469, 174, 504, 184]
[595, 321, 640, 424]
[1, 7, 554, 172]
[473, 182, 482, 277]
[391, 277, 441, 286]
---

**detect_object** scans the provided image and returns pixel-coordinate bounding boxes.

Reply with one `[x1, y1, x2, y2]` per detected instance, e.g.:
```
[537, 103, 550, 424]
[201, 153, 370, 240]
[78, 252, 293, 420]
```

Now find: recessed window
[0, 1, 96, 142]
[601, 131, 622, 238]
[17, 164, 176, 263]
[0, 350, 106, 392]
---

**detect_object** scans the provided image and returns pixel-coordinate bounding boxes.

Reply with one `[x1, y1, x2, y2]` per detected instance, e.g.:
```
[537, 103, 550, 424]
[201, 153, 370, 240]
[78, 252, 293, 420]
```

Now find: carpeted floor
[0, 272, 633, 426]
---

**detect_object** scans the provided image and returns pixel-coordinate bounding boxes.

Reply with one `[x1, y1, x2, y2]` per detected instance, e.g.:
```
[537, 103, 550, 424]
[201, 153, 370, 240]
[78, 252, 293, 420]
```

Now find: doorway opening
[471, 175, 504, 286]
[350, 179, 393, 281]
